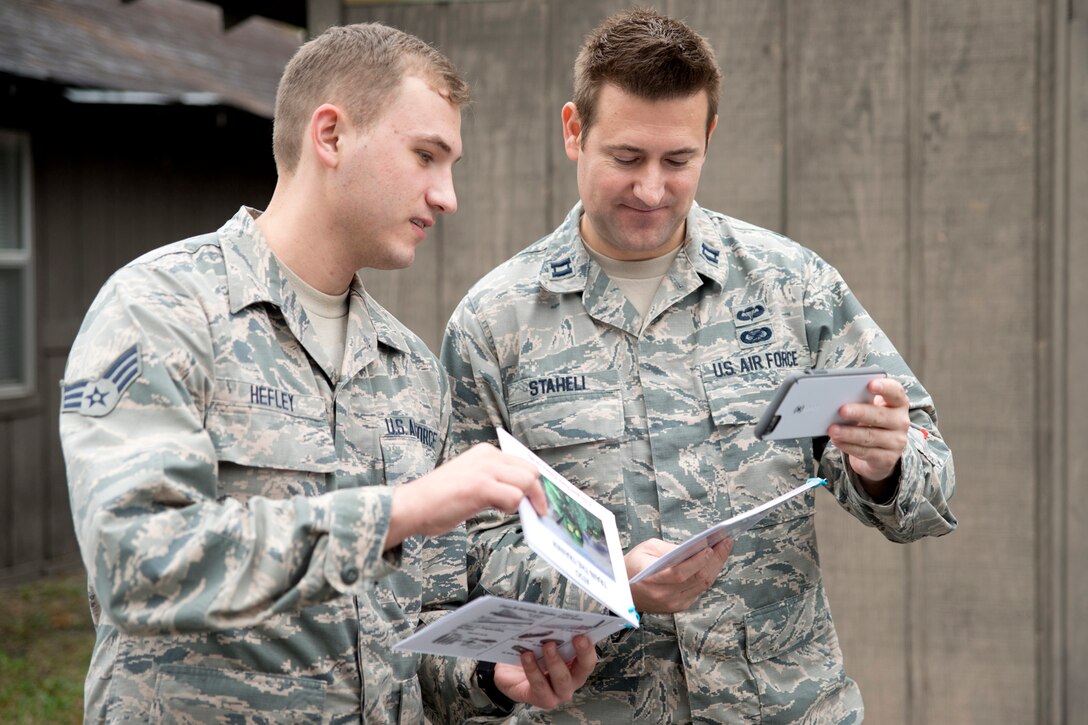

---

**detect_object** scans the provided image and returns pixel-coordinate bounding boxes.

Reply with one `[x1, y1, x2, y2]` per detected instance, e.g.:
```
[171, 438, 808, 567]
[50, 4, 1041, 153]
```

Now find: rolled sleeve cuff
[324, 486, 400, 593]
[452, 659, 517, 719]
[843, 430, 927, 530]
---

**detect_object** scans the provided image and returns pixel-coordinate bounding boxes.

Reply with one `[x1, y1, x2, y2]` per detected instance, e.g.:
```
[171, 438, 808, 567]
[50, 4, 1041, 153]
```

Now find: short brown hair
[272, 23, 470, 173]
[573, 8, 720, 143]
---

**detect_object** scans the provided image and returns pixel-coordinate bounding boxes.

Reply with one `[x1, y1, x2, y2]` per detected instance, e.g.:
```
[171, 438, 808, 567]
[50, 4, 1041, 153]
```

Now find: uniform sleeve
[60, 267, 400, 635]
[803, 254, 957, 543]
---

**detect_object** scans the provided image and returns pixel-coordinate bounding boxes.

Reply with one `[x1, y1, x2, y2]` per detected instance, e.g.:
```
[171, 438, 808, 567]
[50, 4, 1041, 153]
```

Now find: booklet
[396, 428, 826, 664]
[497, 428, 638, 627]
[629, 477, 828, 584]
[392, 595, 627, 666]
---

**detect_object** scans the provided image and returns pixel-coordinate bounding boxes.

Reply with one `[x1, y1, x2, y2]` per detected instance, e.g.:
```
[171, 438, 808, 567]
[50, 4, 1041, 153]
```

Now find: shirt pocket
[379, 432, 438, 488]
[743, 586, 847, 718]
[700, 367, 813, 528]
[507, 370, 625, 448]
[506, 369, 628, 538]
[153, 664, 326, 724]
[375, 434, 430, 621]
[701, 367, 782, 428]
[205, 379, 336, 501]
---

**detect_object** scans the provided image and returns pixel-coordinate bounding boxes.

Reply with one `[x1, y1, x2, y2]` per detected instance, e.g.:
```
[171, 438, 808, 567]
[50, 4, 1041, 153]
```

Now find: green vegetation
[0, 572, 94, 725]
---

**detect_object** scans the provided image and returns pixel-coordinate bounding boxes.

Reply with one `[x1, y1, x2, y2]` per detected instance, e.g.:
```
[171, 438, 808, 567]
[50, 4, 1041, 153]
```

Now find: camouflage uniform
[440, 202, 957, 724]
[60, 208, 494, 724]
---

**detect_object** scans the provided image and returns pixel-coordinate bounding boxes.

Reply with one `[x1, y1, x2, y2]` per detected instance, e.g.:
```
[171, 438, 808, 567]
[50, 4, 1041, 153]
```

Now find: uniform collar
[537, 202, 730, 334]
[538, 201, 730, 294]
[680, 202, 730, 289]
[217, 208, 412, 370]
[219, 206, 295, 316]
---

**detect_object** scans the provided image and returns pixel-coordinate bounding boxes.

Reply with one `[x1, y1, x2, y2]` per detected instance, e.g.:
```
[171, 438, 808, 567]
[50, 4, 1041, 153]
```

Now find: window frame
[0, 130, 35, 400]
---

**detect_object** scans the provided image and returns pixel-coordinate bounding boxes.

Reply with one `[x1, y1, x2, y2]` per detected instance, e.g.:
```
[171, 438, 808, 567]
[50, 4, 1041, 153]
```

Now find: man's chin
[370, 243, 418, 271]
[606, 231, 679, 259]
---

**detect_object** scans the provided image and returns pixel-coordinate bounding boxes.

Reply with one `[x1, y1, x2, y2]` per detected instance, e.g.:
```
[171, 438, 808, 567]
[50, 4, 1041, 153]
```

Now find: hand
[386, 443, 546, 548]
[828, 376, 911, 497]
[494, 635, 597, 710]
[625, 537, 732, 614]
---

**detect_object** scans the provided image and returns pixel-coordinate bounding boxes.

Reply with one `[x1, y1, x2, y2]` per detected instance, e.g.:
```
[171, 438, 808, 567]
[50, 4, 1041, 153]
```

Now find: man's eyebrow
[418, 134, 462, 163]
[603, 143, 700, 156]
[419, 135, 452, 154]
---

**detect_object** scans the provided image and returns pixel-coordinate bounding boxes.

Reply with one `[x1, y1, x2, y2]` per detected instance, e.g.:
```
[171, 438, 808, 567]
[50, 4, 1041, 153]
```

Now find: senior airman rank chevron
[61, 344, 141, 417]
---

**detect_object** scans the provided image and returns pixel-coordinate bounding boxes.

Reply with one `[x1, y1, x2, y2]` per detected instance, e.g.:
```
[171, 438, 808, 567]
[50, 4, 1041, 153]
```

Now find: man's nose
[632, 167, 665, 207]
[428, 172, 458, 215]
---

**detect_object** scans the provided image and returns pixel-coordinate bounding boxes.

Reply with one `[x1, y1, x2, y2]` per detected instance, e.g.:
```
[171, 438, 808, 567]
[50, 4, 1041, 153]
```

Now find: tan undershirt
[278, 260, 349, 374]
[583, 242, 682, 331]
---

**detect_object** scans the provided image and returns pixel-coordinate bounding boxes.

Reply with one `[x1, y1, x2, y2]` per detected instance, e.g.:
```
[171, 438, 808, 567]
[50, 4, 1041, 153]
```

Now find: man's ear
[705, 114, 718, 152]
[310, 103, 344, 169]
[562, 102, 582, 161]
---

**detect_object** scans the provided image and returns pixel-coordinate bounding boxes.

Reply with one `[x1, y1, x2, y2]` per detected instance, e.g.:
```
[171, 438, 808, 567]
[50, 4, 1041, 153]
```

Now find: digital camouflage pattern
[440, 202, 957, 724]
[60, 207, 490, 724]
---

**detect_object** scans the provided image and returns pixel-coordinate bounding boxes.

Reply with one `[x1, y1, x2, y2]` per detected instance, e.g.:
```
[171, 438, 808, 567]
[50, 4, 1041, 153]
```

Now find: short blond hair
[272, 23, 470, 173]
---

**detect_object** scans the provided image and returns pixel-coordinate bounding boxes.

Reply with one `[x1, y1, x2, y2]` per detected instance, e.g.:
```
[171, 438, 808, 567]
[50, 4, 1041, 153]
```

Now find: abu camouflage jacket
[60, 208, 488, 724]
[439, 202, 957, 724]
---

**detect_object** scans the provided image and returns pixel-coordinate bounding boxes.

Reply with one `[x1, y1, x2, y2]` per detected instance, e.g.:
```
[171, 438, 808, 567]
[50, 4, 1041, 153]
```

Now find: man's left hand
[828, 376, 910, 498]
[494, 635, 597, 710]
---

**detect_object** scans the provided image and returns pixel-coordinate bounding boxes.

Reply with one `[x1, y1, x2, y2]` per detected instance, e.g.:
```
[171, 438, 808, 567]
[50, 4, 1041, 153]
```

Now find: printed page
[629, 477, 828, 583]
[498, 428, 639, 627]
[393, 595, 627, 666]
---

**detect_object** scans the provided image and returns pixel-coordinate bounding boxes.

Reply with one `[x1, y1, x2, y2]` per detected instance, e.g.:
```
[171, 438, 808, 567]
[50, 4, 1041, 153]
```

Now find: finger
[517, 648, 552, 687]
[487, 483, 530, 514]
[842, 400, 909, 432]
[650, 545, 716, 584]
[496, 457, 547, 515]
[832, 423, 904, 455]
[481, 468, 539, 514]
[566, 635, 597, 687]
[523, 474, 547, 516]
[708, 538, 733, 568]
[632, 538, 675, 557]
[836, 442, 900, 472]
[873, 377, 909, 407]
[519, 651, 556, 707]
[540, 642, 574, 701]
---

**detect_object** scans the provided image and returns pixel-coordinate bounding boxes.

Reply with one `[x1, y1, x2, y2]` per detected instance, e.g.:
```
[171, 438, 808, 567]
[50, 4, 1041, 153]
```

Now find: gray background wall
[326, 1, 1085, 722]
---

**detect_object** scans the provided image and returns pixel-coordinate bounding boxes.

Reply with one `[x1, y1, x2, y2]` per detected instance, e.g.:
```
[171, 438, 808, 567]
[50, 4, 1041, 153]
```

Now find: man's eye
[614, 157, 638, 166]
[417, 151, 434, 163]
[665, 158, 691, 168]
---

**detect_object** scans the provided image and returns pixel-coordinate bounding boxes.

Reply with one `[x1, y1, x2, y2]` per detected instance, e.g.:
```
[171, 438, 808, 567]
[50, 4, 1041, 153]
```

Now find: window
[0, 132, 33, 399]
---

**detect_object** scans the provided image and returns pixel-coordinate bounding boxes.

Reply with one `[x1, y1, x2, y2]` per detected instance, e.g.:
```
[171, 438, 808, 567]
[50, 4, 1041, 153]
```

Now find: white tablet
[753, 367, 887, 441]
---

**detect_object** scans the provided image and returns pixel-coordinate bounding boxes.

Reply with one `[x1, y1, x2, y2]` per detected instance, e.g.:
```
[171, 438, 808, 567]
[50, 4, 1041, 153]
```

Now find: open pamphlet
[391, 594, 628, 667]
[629, 476, 828, 583]
[395, 428, 826, 664]
[497, 428, 638, 626]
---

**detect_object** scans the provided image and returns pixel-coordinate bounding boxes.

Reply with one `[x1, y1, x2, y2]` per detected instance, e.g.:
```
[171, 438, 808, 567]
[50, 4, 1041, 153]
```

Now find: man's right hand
[385, 443, 546, 548]
[624, 537, 733, 614]
[494, 635, 597, 710]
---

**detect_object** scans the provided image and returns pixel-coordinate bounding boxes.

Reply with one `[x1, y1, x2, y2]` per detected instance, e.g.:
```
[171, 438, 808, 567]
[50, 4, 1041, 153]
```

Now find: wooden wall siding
[1063, 0, 1087, 719]
[0, 99, 278, 586]
[325, 0, 1073, 722]
[785, 3, 912, 723]
[920, 1, 1038, 722]
[672, 0, 785, 234]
